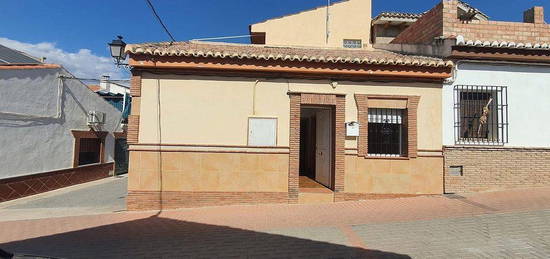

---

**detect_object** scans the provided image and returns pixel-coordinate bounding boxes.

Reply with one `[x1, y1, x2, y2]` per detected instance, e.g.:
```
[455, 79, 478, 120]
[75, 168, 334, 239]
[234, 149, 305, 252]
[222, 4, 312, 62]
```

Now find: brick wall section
[393, 1, 550, 44]
[442, 1, 550, 43]
[334, 96, 346, 193]
[0, 163, 113, 202]
[130, 73, 142, 97]
[407, 96, 420, 158]
[301, 93, 336, 105]
[355, 95, 368, 157]
[524, 7, 545, 24]
[127, 115, 140, 144]
[288, 94, 301, 203]
[127, 191, 288, 210]
[391, 2, 444, 44]
[444, 146, 550, 193]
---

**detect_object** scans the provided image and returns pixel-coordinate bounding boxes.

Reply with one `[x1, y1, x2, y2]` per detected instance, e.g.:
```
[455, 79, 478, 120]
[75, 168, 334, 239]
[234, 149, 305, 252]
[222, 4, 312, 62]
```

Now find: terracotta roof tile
[456, 35, 550, 50]
[374, 12, 423, 20]
[125, 41, 453, 68]
[87, 85, 101, 92]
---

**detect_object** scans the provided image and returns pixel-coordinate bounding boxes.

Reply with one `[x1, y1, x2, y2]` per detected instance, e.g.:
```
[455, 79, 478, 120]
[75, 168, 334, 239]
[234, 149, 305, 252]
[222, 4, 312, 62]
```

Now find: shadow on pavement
[1, 216, 410, 258]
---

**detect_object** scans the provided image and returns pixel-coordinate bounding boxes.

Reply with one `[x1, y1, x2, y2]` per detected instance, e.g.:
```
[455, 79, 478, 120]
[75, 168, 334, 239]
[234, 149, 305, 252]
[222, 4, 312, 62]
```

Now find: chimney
[524, 7, 545, 24]
[100, 75, 110, 92]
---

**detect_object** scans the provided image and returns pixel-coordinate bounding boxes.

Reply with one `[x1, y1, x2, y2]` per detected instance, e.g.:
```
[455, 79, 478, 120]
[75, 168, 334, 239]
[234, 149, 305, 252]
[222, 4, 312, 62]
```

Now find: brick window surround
[288, 93, 346, 203]
[71, 130, 108, 168]
[355, 94, 420, 159]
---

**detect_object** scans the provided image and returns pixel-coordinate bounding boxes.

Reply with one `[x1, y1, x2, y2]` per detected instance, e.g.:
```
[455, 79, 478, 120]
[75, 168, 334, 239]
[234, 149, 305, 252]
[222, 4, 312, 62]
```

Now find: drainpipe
[252, 80, 260, 115]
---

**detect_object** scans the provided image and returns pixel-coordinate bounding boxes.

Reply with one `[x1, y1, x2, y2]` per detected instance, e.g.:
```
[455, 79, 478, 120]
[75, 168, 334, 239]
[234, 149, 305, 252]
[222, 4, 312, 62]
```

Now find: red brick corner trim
[0, 163, 114, 202]
[130, 72, 142, 97]
[355, 94, 420, 158]
[127, 115, 140, 144]
[288, 93, 346, 203]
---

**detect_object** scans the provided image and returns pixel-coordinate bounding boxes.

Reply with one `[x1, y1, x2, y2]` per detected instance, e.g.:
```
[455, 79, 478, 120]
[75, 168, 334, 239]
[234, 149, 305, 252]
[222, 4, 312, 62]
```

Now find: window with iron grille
[454, 85, 508, 145]
[368, 108, 407, 157]
[78, 138, 101, 166]
[343, 39, 362, 48]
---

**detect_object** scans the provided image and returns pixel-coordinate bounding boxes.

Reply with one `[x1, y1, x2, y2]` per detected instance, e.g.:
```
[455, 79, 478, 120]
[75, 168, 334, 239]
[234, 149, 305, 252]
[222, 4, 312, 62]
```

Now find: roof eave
[128, 54, 452, 81]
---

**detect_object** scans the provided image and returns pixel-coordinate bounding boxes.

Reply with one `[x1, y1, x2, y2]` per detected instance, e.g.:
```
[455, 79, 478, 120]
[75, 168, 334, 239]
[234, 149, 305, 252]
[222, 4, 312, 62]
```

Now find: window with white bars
[343, 39, 362, 48]
[453, 85, 508, 145]
[368, 108, 407, 157]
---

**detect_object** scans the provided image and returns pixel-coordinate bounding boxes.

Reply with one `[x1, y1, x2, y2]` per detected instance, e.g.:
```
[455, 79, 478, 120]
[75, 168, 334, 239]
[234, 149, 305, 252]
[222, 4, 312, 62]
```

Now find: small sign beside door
[346, 122, 360, 137]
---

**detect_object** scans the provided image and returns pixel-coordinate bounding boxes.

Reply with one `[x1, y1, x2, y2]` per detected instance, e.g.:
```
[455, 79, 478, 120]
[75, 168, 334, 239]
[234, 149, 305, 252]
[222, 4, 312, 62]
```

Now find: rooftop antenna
[326, 0, 331, 44]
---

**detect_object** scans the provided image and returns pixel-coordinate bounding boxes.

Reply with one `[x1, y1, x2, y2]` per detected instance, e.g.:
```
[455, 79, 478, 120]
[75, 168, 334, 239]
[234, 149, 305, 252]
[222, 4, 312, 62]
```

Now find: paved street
[1, 187, 550, 258]
[0, 176, 127, 221]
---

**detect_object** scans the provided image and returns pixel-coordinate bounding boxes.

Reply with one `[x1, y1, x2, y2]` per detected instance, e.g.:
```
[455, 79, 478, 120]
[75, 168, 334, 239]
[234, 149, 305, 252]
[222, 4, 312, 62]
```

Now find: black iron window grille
[368, 108, 407, 157]
[453, 85, 508, 145]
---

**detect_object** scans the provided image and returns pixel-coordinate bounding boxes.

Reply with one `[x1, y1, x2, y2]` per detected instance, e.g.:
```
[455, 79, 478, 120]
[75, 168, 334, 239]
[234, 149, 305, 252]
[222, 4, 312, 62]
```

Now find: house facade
[377, 0, 550, 193]
[0, 44, 123, 202]
[125, 41, 452, 210]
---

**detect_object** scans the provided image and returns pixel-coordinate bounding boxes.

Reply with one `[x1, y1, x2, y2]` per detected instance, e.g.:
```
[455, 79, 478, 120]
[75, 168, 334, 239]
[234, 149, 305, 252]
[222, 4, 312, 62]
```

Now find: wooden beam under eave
[129, 57, 452, 80]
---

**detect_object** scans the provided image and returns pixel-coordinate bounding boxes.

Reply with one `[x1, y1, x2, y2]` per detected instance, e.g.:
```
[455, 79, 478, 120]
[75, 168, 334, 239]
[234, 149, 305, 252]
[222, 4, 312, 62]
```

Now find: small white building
[0, 44, 123, 202]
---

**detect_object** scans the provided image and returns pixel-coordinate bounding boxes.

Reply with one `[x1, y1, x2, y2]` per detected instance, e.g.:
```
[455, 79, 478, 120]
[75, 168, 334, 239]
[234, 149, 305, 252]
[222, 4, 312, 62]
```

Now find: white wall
[0, 67, 122, 179]
[443, 62, 550, 147]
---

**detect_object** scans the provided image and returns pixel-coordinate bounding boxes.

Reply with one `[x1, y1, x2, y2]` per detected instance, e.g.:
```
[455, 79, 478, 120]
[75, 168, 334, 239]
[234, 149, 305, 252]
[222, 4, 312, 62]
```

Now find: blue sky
[1, 0, 549, 78]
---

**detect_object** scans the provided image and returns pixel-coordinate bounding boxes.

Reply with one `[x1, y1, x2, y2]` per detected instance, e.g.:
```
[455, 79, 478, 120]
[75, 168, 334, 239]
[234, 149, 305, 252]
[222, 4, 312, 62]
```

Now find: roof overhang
[0, 64, 61, 70]
[451, 45, 550, 63]
[129, 54, 452, 82]
[372, 17, 419, 25]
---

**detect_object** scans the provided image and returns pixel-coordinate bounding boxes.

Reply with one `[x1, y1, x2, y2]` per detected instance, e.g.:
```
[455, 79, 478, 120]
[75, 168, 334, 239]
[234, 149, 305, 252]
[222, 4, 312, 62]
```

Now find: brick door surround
[288, 93, 346, 203]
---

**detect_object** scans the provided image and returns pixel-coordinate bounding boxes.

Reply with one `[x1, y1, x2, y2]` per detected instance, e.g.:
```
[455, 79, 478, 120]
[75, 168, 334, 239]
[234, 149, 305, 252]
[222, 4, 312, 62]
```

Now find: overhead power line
[191, 35, 262, 41]
[145, 0, 176, 43]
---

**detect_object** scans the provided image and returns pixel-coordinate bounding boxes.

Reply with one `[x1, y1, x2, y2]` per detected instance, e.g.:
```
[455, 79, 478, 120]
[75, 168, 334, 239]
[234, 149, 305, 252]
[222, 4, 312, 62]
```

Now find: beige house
[123, 0, 457, 210]
[124, 41, 452, 210]
[250, 0, 372, 49]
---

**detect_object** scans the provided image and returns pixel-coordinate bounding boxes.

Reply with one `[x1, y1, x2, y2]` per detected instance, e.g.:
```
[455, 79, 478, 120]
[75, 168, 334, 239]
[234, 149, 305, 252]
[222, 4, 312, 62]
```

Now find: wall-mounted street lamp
[108, 36, 128, 68]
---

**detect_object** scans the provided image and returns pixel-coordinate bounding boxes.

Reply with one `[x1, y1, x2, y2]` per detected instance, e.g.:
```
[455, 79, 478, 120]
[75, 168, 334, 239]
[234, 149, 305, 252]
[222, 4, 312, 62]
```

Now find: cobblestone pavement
[353, 209, 550, 258]
[1, 187, 550, 258]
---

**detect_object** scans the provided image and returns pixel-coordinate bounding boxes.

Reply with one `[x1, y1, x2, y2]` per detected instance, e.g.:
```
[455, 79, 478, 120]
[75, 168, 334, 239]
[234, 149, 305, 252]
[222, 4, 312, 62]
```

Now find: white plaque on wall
[346, 122, 360, 137]
[248, 117, 277, 146]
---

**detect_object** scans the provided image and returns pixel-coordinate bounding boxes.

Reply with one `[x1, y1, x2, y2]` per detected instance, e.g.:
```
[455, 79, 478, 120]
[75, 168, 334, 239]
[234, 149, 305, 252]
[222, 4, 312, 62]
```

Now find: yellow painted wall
[250, 0, 372, 48]
[139, 74, 442, 151]
[136, 73, 443, 195]
[128, 151, 289, 192]
[139, 75, 290, 146]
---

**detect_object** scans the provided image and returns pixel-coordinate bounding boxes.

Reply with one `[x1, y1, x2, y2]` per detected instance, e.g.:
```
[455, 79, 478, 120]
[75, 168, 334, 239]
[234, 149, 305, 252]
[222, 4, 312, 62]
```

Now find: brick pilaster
[407, 96, 420, 158]
[334, 96, 346, 193]
[127, 115, 140, 144]
[130, 72, 142, 97]
[354, 94, 368, 157]
[288, 94, 301, 203]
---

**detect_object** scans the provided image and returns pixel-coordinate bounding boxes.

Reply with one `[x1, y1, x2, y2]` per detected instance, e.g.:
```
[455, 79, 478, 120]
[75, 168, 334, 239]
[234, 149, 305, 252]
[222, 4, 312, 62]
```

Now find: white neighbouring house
[440, 38, 550, 193]
[375, 1, 550, 193]
[0, 44, 123, 202]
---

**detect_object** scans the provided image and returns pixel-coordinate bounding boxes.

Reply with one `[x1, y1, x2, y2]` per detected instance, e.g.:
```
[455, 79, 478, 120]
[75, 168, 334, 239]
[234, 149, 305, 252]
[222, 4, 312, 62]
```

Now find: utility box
[346, 122, 360, 137]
